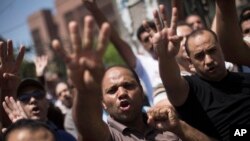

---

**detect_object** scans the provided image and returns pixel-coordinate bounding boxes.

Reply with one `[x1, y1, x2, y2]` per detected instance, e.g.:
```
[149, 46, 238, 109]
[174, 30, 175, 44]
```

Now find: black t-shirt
[176, 72, 250, 141]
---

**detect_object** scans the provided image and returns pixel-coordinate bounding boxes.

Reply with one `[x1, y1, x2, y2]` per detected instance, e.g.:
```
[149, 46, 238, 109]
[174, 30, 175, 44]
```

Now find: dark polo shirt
[107, 116, 181, 141]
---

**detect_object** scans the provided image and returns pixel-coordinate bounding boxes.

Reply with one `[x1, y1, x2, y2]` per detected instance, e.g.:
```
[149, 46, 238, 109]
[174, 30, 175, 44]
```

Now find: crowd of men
[1, 0, 250, 141]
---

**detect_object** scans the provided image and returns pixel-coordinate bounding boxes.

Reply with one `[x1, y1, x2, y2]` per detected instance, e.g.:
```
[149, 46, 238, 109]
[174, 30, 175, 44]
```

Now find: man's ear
[188, 57, 196, 73]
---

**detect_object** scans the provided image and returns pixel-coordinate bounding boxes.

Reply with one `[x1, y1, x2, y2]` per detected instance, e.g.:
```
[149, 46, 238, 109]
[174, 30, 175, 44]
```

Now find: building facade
[28, 0, 118, 60]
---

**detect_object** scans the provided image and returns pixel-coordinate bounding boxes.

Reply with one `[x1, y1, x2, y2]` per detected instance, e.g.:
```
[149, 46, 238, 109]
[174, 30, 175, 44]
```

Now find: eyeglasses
[18, 90, 45, 103]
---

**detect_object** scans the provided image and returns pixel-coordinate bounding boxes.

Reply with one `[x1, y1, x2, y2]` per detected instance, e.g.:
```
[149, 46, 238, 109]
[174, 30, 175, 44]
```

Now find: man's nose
[117, 87, 128, 100]
[29, 97, 37, 104]
[205, 54, 214, 66]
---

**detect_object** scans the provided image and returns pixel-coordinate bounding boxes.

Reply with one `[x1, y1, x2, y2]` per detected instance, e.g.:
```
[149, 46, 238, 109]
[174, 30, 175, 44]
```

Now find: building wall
[28, 0, 118, 59]
[55, 0, 118, 52]
[28, 9, 56, 59]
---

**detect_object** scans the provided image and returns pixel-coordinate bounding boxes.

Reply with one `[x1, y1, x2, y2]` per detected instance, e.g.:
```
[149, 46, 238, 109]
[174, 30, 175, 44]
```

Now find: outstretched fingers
[7, 40, 14, 62]
[3, 97, 12, 115]
[52, 39, 70, 64]
[69, 21, 82, 56]
[96, 22, 110, 57]
[83, 16, 94, 50]
[153, 9, 163, 32]
[0, 41, 7, 65]
[159, 5, 169, 28]
[169, 7, 178, 36]
[3, 96, 27, 122]
[13, 45, 25, 74]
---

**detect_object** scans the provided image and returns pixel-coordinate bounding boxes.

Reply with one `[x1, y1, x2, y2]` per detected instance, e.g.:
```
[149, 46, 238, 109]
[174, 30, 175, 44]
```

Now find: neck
[121, 114, 147, 133]
[133, 115, 147, 133]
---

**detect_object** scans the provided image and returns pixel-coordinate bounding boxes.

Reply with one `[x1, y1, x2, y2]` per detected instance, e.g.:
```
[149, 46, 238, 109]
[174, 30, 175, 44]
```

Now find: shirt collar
[107, 114, 155, 134]
[107, 116, 129, 133]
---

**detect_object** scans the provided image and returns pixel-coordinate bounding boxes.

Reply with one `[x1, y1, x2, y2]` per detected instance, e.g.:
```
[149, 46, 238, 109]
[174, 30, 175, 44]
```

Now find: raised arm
[214, 0, 250, 66]
[52, 16, 111, 141]
[82, 0, 136, 68]
[145, 4, 189, 106]
[0, 40, 25, 128]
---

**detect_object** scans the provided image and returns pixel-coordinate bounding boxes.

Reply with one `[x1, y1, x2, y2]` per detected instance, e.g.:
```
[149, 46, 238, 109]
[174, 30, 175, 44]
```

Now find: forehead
[241, 20, 250, 28]
[56, 83, 68, 91]
[177, 25, 193, 36]
[187, 15, 201, 22]
[187, 31, 216, 51]
[140, 32, 150, 39]
[102, 67, 135, 85]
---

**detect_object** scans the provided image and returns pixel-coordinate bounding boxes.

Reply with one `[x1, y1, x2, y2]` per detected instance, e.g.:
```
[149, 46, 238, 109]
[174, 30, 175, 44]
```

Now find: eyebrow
[104, 84, 117, 93]
[104, 80, 137, 93]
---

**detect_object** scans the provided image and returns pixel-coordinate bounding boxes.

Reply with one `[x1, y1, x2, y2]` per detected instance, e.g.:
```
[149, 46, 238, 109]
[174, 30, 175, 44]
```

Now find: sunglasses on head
[18, 90, 45, 103]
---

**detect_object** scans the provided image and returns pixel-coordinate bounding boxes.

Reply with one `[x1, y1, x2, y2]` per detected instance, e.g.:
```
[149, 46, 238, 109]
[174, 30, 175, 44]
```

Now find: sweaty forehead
[188, 31, 216, 50]
[102, 67, 135, 85]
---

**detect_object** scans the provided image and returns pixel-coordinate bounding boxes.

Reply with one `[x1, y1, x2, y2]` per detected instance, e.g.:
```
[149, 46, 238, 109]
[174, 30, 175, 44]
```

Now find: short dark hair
[104, 65, 143, 91]
[3, 119, 56, 141]
[137, 21, 156, 41]
[185, 28, 218, 56]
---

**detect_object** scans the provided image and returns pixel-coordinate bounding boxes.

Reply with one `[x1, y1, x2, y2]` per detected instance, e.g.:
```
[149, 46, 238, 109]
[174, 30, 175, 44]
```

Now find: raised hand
[0, 40, 25, 91]
[52, 16, 110, 90]
[143, 3, 181, 58]
[34, 55, 48, 77]
[147, 105, 179, 132]
[2, 96, 28, 123]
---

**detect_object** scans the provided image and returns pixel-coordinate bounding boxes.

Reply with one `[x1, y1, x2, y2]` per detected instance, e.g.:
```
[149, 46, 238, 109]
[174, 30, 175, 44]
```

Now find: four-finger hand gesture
[52, 16, 110, 91]
[34, 55, 48, 77]
[143, 3, 181, 58]
[2, 96, 28, 123]
[0, 40, 25, 91]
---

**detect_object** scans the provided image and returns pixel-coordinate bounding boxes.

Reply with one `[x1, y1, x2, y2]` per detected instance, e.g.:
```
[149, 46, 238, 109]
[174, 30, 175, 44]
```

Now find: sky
[0, 0, 55, 48]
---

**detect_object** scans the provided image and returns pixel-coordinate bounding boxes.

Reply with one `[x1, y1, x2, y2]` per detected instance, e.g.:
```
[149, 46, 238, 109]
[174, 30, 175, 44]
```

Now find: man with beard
[55, 82, 74, 115]
[51, 13, 216, 140]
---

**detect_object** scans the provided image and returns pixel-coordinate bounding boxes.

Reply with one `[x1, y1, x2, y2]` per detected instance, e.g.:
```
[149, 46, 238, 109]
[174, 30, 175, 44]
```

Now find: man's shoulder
[46, 120, 76, 141]
[183, 75, 203, 83]
[108, 124, 180, 141]
[55, 130, 77, 141]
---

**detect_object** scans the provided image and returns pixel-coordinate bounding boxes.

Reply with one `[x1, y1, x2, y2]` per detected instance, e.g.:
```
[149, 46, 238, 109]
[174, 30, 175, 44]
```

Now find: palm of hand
[67, 50, 104, 89]
[0, 41, 24, 89]
[34, 55, 48, 76]
[52, 16, 110, 90]
[3, 96, 28, 123]
[147, 6, 181, 58]
[0, 66, 20, 93]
